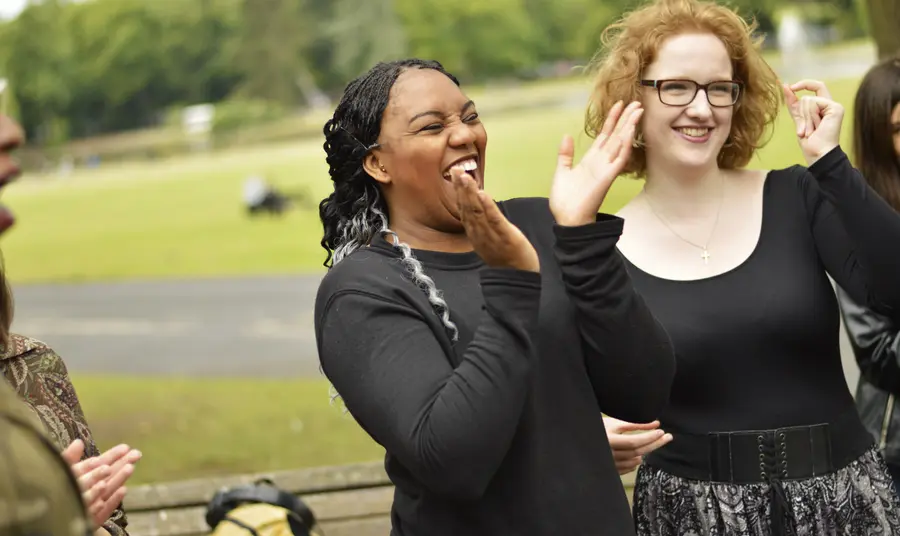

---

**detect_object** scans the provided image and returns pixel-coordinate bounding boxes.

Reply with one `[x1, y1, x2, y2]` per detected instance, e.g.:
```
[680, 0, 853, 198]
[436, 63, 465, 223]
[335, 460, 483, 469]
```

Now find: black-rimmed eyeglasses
[640, 79, 743, 107]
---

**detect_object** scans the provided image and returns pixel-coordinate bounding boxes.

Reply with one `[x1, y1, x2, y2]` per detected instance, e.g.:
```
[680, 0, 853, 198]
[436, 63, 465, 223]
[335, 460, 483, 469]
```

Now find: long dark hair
[318, 59, 461, 341]
[853, 55, 900, 212]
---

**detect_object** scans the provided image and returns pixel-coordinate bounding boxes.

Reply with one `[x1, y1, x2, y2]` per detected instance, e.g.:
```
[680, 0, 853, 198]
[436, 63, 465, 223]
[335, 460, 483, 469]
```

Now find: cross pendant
[701, 249, 710, 265]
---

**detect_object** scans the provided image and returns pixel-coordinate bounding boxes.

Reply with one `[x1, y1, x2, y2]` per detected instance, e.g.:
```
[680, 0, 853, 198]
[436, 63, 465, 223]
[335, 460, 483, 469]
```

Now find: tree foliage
[0, 0, 867, 143]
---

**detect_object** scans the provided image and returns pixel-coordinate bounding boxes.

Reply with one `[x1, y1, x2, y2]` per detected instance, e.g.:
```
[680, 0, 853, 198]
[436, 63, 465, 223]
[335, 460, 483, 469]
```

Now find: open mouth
[442, 157, 478, 179]
[673, 127, 712, 142]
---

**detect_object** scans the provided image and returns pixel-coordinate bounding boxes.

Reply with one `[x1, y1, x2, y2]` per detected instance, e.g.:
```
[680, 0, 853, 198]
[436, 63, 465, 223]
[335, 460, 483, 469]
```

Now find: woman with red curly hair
[590, 0, 900, 534]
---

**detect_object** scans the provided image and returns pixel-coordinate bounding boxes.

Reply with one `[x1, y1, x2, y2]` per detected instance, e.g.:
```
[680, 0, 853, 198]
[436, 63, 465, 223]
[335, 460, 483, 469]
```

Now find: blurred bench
[126, 461, 637, 536]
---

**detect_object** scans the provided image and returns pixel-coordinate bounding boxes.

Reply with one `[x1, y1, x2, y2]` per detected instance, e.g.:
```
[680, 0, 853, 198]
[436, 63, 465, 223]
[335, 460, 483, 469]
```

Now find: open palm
[550, 101, 643, 227]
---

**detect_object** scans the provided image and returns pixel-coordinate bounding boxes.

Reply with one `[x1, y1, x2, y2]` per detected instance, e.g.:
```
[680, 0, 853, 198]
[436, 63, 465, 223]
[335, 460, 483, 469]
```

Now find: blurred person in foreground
[0, 376, 91, 535]
[836, 55, 900, 495]
[0, 83, 139, 536]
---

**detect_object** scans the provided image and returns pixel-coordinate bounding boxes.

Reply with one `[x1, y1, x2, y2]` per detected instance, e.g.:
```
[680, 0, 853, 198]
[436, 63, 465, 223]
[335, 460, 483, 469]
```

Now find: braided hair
[319, 59, 461, 342]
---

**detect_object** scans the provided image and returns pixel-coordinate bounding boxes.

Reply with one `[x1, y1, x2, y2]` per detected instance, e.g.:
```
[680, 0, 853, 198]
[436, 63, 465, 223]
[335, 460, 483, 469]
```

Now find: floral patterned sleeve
[0, 334, 129, 536]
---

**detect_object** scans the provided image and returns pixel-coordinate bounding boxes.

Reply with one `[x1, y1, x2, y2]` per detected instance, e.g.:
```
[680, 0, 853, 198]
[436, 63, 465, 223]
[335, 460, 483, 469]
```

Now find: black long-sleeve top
[314, 197, 675, 536]
[625, 147, 900, 473]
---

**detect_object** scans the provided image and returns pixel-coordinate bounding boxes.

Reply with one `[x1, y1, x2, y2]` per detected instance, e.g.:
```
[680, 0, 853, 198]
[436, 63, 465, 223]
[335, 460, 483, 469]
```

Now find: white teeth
[443, 158, 478, 177]
[452, 159, 477, 171]
[676, 127, 710, 137]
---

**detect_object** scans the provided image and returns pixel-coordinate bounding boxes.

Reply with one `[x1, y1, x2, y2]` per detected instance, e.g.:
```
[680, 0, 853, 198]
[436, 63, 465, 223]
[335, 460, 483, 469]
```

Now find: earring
[379, 165, 386, 172]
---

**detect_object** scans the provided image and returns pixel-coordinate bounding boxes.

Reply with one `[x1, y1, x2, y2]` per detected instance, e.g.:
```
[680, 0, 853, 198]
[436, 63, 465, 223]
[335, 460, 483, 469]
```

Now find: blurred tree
[62, 0, 242, 136]
[522, 0, 631, 62]
[325, 0, 406, 83]
[865, 0, 900, 59]
[2, 0, 73, 142]
[0, 0, 870, 144]
[395, 0, 541, 80]
[236, 0, 329, 108]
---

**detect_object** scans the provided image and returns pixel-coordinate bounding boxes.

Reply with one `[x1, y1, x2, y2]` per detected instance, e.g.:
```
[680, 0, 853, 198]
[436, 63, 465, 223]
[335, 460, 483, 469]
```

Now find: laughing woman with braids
[314, 58, 676, 536]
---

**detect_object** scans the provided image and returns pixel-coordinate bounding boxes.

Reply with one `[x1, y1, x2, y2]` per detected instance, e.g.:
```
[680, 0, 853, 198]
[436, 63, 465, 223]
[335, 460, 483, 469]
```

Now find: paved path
[10, 275, 861, 394]
[11, 275, 326, 377]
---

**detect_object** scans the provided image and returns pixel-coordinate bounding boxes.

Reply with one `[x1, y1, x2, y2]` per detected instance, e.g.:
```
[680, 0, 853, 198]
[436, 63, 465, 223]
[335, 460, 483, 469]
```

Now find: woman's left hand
[62, 439, 141, 531]
[550, 100, 642, 227]
[782, 80, 844, 166]
[604, 416, 672, 475]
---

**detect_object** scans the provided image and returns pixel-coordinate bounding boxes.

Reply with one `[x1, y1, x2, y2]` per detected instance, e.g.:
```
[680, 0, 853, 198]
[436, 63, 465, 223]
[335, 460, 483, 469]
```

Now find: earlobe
[363, 153, 391, 185]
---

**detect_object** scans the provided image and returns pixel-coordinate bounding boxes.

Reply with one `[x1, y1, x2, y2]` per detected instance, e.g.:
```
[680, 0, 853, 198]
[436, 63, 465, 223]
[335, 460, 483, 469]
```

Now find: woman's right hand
[452, 169, 540, 273]
[604, 416, 673, 475]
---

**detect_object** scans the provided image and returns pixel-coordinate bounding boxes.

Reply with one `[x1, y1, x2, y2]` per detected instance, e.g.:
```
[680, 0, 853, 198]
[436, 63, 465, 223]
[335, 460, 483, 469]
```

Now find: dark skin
[360, 68, 642, 273]
[362, 68, 539, 272]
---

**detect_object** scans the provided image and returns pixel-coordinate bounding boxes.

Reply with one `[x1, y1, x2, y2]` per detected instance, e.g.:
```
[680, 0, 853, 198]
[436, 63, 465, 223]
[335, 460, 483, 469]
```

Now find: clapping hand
[62, 439, 142, 532]
[550, 101, 642, 227]
[452, 169, 540, 273]
[782, 80, 844, 166]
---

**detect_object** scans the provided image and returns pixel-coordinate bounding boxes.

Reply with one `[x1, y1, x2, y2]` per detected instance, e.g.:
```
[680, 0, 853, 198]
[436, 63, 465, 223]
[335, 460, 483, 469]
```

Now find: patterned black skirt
[633, 447, 900, 535]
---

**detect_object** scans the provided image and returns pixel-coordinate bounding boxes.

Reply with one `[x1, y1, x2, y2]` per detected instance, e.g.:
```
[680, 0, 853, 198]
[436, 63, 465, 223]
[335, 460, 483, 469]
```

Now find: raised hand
[603, 416, 673, 475]
[452, 169, 540, 273]
[62, 439, 142, 530]
[782, 80, 844, 166]
[550, 101, 642, 227]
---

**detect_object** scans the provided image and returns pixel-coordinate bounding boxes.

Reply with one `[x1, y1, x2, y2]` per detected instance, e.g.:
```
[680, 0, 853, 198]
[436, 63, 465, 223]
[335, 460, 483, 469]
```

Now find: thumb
[62, 439, 85, 466]
[557, 134, 575, 171]
[782, 84, 801, 118]
[615, 420, 661, 433]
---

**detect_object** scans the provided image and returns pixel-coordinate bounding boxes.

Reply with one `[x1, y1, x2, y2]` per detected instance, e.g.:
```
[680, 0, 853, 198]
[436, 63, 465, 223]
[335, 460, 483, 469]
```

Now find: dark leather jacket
[837, 287, 900, 466]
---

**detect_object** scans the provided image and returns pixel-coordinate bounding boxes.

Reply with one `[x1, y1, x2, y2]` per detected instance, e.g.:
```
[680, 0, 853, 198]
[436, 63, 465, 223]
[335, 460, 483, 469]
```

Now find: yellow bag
[206, 479, 318, 536]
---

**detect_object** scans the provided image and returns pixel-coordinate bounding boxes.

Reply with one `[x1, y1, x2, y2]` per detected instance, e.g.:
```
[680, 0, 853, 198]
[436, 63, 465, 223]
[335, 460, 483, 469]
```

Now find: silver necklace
[642, 178, 724, 265]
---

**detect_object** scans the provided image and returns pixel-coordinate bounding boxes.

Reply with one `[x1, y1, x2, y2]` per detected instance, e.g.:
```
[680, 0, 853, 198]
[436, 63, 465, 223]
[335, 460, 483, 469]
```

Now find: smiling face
[365, 68, 487, 233]
[640, 32, 737, 175]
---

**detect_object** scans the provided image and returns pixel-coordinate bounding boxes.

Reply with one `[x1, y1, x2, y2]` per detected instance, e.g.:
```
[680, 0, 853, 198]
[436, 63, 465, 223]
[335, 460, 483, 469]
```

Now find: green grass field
[11, 75, 864, 485]
[1, 77, 860, 284]
[72, 376, 386, 484]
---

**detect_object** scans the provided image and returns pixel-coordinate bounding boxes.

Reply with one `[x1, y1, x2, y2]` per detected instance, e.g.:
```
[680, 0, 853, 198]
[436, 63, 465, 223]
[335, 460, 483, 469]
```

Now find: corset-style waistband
[644, 407, 874, 483]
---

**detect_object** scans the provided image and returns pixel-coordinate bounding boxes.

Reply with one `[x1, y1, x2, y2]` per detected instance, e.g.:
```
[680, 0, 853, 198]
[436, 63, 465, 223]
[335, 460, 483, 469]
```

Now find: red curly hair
[585, 0, 782, 177]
